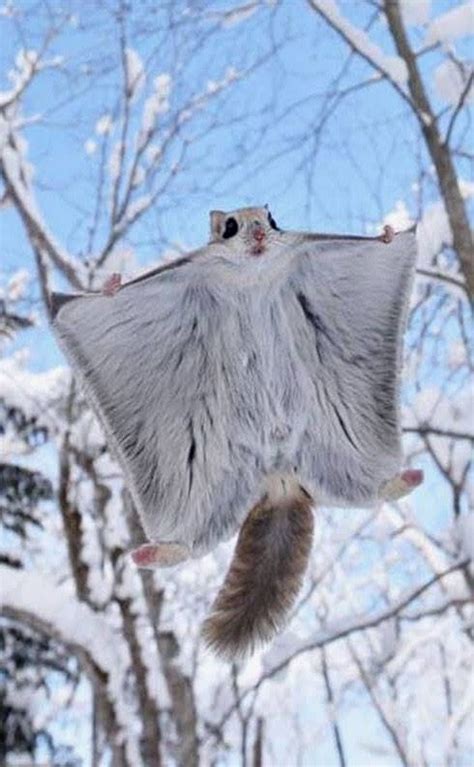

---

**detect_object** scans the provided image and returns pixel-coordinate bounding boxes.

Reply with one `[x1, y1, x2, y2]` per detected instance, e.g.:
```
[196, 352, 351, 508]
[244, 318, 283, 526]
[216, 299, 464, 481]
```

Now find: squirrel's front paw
[102, 273, 122, 296]
[380, 225, 395, 244]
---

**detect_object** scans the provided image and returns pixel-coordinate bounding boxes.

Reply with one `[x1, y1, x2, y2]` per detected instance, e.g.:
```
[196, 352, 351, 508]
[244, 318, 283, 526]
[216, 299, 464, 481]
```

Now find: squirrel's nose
[252, 224, 266, 242]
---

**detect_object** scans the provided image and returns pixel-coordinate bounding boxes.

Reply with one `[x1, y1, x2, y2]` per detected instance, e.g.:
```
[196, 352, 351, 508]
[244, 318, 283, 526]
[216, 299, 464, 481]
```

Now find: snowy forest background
[0, 1, 472, 765]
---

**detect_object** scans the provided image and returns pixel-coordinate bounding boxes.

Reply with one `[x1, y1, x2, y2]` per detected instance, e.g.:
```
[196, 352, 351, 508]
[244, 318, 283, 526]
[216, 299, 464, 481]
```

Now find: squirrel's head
[208, 206, 285, 258]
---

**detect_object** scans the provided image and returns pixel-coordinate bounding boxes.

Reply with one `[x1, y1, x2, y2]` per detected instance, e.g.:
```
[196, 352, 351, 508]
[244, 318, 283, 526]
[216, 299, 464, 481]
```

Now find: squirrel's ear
[210, 210, 226, 238]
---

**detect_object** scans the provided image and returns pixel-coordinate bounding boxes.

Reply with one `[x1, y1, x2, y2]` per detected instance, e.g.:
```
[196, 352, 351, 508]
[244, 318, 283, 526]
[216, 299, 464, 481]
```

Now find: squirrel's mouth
[250, 244, 266, 256]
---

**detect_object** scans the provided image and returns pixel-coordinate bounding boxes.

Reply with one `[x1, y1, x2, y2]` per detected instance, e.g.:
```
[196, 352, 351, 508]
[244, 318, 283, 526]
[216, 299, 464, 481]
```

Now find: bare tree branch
[0, 127, 84, 290]
[321, 647, 347, 767]
[403, 425, 474, 441]
[445, 70, 474, 148]
[0, 568, 141, 767]
[416, 267, 466, 293]
[210, 558, 470, 735]
[348, 640, 414, 767]
[252, 717, 264, 767]
[382, 0, 474, 297]
[306, 0, 474, 296]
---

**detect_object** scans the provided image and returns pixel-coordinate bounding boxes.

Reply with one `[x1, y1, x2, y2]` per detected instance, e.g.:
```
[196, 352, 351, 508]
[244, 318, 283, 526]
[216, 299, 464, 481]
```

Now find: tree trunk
[383, 0, 473, 297]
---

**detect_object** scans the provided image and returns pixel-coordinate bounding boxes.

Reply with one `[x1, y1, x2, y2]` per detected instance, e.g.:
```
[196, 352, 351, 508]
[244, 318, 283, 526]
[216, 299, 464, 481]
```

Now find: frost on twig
[95, 60, 242, 266]
[0, 44, 84, 290]
[0, 49, 63, 110]
[0, 130, 84, 290]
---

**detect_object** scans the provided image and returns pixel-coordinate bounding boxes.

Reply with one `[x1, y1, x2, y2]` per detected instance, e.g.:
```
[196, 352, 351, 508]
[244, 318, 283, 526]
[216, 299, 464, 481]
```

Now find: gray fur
[51, 223, 416, 556]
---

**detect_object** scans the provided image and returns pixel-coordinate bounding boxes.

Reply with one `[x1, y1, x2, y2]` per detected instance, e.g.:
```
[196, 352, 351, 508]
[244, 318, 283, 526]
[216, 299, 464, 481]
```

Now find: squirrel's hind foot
[131, 542, 190, 569]
[380, 469, 424, 502]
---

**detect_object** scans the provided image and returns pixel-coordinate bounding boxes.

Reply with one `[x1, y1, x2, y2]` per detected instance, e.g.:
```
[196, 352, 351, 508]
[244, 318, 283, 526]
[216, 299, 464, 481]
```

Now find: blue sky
[1, 2, 472, 764]
[0, 3, 435, 327]
[1, 0, 469, 600]
[2, 2, 470, 267]
[2, 0, 464, 282]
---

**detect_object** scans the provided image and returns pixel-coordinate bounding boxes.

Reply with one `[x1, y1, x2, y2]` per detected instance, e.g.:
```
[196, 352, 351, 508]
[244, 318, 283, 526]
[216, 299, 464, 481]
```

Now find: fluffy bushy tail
[202, 476, 314, 660]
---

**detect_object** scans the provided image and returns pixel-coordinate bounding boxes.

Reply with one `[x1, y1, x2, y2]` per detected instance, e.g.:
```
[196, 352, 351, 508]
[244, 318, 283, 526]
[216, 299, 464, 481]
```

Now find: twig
[404, 426, 473, 442]
[209, 558, 470, 737]
[445, 70, 474, 147]
[321, 647, 347, 767]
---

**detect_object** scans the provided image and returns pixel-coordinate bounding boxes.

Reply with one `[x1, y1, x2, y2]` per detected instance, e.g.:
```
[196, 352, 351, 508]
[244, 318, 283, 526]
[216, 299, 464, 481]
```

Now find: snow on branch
[426, 2, 474, 45]
[416, 200, 453, 265]
[0, 49, 63, 110]
[207, 1, 260, 28]
[0, 50, 40, 110]
[212, 558, 471, 733]
[124, 47, 145, 100]
[272, 558, 470, 663]
[444, 675, 474, 759]
[435, 59, 474, 109]
[96, 64, 242, 266]
[0, 116, 84, 290]
[0, 566, 143, 766]
[0, 42, 84, 291]
[380, 505, 469, 589]
[0, 353, 69, 450]
[307, 0, 409, 87]
[399, 0, 431, 28]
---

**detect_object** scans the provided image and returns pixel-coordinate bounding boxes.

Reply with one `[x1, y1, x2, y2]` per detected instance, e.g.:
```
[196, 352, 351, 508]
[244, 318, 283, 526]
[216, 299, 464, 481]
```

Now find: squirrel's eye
[222, 217, 238, 239]
[268, 212, 279, 231]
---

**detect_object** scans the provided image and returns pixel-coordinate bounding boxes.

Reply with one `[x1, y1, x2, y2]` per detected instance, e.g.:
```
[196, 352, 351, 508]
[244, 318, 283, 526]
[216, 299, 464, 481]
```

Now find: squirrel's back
[202, 474, 314, 659]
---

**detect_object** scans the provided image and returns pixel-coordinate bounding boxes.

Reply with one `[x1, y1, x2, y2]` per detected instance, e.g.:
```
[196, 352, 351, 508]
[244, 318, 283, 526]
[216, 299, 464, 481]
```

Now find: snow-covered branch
[306, 0, 474, 296]
[0, 49, 63, 110]
[96, 62, 244, 268]
[0, 566, 143, 767]
[2, 4, 472, 763]
[425, 3, 474, 46]
[0, 119, 84, 290]
[0, 37, 84, 289]
[307, 0, 410, 100]
[211, 558, 471, 734]
[268, 558, 470, 670]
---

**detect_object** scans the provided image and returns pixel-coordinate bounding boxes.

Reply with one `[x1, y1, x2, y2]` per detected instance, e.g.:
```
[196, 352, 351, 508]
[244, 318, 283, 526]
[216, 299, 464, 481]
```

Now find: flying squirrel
[51, 206, 422, 660]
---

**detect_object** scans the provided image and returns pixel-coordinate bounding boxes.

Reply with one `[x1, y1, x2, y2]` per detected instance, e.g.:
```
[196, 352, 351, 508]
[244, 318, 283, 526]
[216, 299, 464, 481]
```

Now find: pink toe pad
[131, 544, 159, 568]
[130, 542, 189, 569]
[401, 469, 424, 487]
